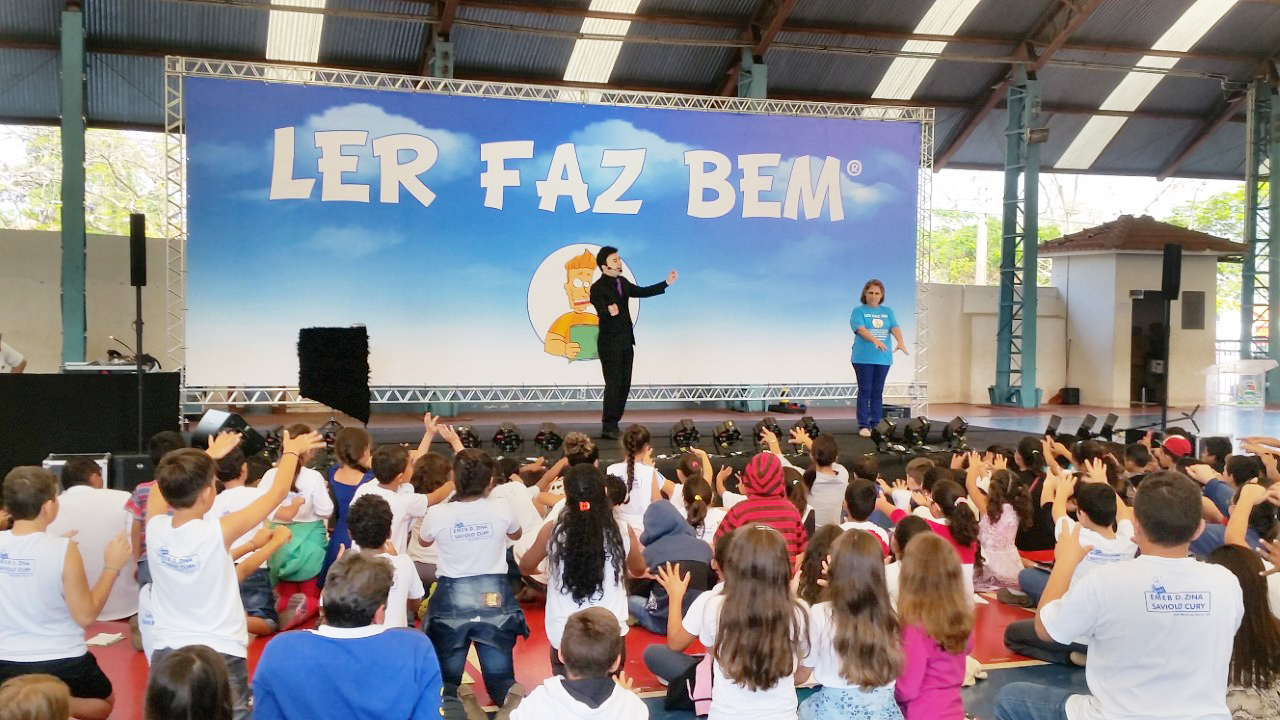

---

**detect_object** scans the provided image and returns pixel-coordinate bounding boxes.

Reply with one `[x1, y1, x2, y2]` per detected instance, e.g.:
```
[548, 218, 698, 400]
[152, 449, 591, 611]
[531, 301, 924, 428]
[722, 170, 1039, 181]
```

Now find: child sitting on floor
[800, 528, 904, 720]
[840, 478, 890, 555]
[964, 457, 1033, 592]
[894, 533, 973, 720]
[350, 495, 423, 629]
[511, 607, 647, 720]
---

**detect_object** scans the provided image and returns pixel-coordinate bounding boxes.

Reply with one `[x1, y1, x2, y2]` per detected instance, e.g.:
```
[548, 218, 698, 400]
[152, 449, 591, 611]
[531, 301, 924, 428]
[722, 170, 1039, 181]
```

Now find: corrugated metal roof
[318, 0, 429, 71]
[0, 0, 1274, 177]
[1, 0, 60, 41]
[0, 48, 58, 120]
[86, 52, 164, 126]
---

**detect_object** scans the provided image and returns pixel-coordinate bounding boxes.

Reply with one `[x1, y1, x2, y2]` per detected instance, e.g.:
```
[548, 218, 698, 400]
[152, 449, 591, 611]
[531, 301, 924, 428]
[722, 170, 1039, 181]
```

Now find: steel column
[737, 49, 767, 98]
[59, 4, 87, 363]
[993, 66, 1040, 408]
[1241, 77, 1280, 402]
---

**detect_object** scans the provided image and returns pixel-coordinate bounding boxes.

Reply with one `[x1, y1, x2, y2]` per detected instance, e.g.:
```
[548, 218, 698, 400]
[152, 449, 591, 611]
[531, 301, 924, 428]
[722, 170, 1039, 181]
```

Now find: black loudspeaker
[1161, 243, 1182, 300]
[298, 327, 371, 424]
[110, 453, 154, 493]
[130, 213, 147, 288]
[191, 409, 266, 457]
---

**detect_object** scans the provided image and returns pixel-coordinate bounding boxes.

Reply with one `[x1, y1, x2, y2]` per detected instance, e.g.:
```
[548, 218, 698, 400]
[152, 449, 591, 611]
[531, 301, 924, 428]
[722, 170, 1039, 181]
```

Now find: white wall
[922, 283, 1067, 404]
[0, 229, 168, 373]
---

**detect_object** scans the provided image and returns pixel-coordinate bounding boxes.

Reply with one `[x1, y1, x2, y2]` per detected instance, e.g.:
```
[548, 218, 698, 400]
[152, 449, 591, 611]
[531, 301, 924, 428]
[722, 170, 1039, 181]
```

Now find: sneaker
[858, 427, 872, 437]
[997, 588, 1035, 608]
[1068, 650, 1088, 667]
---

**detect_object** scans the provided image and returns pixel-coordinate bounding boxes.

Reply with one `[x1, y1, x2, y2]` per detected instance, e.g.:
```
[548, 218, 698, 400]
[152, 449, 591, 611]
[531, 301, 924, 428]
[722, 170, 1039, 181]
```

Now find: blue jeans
[425, 574, 528, 706]
[853, 362, 891, 428]
[628, 594, 667, 635]
[994, 682, 1075, 720]
[239, 567, 278, 629]
[1018, 567, 1050, 605]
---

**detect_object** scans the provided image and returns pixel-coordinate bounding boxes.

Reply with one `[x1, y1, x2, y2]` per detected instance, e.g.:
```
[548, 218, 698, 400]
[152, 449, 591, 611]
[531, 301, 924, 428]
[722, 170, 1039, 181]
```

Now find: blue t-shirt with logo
[850, 304, 897, 366]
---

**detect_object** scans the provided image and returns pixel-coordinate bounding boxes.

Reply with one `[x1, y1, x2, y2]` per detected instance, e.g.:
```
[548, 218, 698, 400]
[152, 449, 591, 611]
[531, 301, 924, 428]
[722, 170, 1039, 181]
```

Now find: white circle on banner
[528, 245, 638, 363]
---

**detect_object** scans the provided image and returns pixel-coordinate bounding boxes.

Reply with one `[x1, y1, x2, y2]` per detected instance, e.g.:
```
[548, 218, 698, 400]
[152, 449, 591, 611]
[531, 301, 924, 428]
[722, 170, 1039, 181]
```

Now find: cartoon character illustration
[543, 249, 600, 361]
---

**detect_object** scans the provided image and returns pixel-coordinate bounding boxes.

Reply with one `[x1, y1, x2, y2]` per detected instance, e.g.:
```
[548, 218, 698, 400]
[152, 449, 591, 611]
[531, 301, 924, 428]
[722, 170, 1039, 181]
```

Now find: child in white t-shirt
[800, 528, 903, 720]
[606, 424, 668, 534]
[994, 470, 1244, 720]
[511, 607, 647, 720]
[655, 525, 811, 720]
[348, 494, 423, 628]
[351, 445, 431, 556]
[146, 429, 324, 720]
[420, 449, 526, 715]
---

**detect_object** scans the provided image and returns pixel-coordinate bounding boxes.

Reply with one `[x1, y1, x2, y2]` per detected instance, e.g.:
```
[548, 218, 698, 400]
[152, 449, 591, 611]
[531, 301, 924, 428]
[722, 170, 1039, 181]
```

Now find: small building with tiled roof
[1040, 214, 1247, 258]
[1043, 215, 1237, 409]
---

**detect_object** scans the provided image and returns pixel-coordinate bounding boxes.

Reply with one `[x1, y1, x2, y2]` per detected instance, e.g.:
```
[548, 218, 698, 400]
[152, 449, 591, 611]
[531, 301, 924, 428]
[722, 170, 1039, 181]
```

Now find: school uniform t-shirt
[378, 552, 425, 628]
[419, 498, 519, 578]
[544, 520, 631, 648]
[352, 483, 429, 555]
[1038, 554, 1243, 720]
[849, 304, 898, 365]
[0, 531, 83, 662]
[262, 466, 334, 522]
[147, 516, 249, 658]
[839, 520, 891, 556]
[205, 485, 266, 563]
[684, 587, 805, 720]
[804, 600, 895, 692]
[1054, 517, 1138, 586]
[605, 461, 667, 533]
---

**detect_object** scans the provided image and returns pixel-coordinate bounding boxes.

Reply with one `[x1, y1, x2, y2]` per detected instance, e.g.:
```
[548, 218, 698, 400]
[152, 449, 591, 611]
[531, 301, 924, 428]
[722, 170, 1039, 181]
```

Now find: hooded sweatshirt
[510, 676, 648, 720]
[714, 453, 807, 559]
[638, 501, 713, 621]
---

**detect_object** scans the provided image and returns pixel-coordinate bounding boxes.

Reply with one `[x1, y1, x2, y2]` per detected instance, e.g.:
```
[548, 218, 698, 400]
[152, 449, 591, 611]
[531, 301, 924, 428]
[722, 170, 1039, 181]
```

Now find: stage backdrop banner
[184, 77, 920, 388]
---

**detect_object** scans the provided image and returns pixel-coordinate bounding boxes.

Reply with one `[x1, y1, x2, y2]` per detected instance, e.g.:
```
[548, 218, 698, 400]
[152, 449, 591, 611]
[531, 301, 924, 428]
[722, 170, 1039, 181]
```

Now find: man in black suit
[589, 246, 677, 440]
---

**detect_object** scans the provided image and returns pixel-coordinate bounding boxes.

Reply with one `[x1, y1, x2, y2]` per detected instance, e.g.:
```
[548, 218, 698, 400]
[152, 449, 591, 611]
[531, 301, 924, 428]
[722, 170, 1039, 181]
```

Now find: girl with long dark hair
[800, 529, 904, 720]
[895, 533, 973, 720]
[519, 464, 646, 676]
[1208, 544, 1280, 719]
[605, 424, 670, 534]
[964, 458, 1033, 592]
[656, 525, 810, 720]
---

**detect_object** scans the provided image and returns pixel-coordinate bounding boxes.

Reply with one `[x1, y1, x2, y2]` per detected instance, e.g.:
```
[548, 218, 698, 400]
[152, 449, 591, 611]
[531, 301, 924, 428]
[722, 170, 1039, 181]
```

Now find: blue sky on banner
[184, 77, 919, 386]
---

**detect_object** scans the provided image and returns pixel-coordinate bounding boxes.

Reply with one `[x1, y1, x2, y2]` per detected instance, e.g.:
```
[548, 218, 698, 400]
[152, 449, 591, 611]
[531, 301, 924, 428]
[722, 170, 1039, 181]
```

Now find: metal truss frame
[164, 56, 933, 412]
[184, 382, 929, 408]
[1241, 76, 1280, 402]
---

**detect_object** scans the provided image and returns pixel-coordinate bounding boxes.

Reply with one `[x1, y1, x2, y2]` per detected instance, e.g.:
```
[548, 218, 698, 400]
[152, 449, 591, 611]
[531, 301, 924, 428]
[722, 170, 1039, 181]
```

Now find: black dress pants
[599, 341, 634, 430]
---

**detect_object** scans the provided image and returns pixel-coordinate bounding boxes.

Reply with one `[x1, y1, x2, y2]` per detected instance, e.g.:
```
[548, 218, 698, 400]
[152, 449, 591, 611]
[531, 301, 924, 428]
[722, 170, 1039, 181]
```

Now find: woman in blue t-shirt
[850, 279, 907, 436]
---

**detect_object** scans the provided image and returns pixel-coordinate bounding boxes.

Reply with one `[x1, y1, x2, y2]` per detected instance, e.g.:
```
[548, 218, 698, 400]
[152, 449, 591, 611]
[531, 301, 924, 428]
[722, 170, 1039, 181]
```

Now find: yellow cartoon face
[564, 267, 594, 310]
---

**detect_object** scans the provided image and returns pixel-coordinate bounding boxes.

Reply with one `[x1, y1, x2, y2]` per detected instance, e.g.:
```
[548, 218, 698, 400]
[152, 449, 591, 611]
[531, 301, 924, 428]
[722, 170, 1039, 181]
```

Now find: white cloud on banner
[295, 103, 478, 184]
[306, 225, 404, 259]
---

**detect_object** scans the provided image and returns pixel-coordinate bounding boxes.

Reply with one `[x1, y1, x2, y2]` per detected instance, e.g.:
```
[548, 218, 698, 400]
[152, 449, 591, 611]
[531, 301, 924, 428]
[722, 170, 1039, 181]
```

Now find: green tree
[1163, 183, 1247, 314]
[926, 209, 1058, 286]
[0, 125, 165, 235]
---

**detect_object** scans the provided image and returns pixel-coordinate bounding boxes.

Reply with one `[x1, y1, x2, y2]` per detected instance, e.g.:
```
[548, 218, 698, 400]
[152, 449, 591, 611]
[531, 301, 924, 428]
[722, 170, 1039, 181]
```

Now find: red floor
[89, 594, 1030, 717]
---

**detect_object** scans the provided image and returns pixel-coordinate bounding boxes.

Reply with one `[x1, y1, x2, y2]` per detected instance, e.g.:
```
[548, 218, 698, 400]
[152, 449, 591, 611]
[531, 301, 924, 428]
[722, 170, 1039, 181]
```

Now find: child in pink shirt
[894, 533, 973, 720]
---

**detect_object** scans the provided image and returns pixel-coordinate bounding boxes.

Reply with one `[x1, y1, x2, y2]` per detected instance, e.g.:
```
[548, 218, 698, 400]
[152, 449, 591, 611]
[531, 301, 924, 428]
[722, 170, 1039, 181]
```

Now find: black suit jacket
[589, 275, 668, 347]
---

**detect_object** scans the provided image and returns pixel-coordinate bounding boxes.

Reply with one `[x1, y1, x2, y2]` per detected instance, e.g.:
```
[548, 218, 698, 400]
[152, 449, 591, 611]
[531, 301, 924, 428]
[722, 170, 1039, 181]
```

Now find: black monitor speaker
[191, 409, 266, 457]
[1161, 243, 1182, 300]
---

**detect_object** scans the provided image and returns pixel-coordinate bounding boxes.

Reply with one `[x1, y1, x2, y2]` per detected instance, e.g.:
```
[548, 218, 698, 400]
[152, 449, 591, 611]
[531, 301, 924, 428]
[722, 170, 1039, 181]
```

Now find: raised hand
[281, 429, 326, 457]
[423, 412, 440, 436]
[1055, 522, 1095, 567]
[667, 270, 678, 285]
[789, 427, 812, 449]
[104, 529, 132, 570]
[655, 561, 690, 600]
[206, 430, 243, 460]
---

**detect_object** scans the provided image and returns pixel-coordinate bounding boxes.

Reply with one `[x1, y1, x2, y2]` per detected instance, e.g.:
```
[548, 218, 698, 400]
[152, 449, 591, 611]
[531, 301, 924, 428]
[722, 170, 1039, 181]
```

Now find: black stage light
[534, 422, 564, 452]
[670, 420, 700, 453]
[903, 416, 931, 447]
[455, 425, 482, 449]
[1044, 415, 1062, 439]
[493, 423, 524, 455]
[1097, 413, 1119, 441]
[1076, 413, 1098, 439]
[753, 417, 783, 449]
[795, 416, 821, 439]
[942, 416, 968, 449]
[713, 421, 742, 452]
[871, 418, 897, 451]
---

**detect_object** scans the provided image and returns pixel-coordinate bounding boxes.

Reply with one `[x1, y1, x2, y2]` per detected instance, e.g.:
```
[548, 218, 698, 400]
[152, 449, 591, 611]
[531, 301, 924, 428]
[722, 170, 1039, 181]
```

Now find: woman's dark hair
[986, 469, 1033, 530]
[803, 435, 839, 489]
[549, 464, 626, 604]
[797, 524, 843, 605]
[860, 278, 885, 305]
[1234, 484, 1280, 543]
[452, 448, 495, 500]
[826, 529, 903, 688]
[715, 526, 808, 691]
[1227, 455, 1264, 486]
[683, 475, 713, 534]
[985, 445, 1016, 468]
[621, 424, 651, 499]
[144, 645, 233, 720]
[1208, 545, 1280, 690]
[785, 466, 808, 517]
[333, 428, 372, 471]
[930, 479, 983, 573]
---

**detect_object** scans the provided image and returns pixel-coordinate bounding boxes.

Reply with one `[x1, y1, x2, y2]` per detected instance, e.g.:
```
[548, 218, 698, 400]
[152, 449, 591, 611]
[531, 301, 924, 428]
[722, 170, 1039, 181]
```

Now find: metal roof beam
[1157, 57, 1279, 179]
[717, 0, 799, 96]
[935, 0, 1107, 171]
[438, 0, 459, 36]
